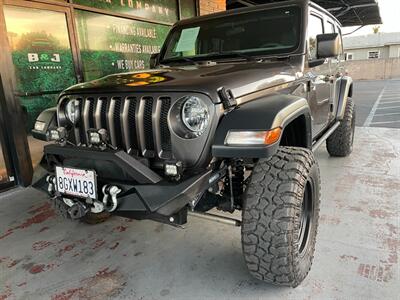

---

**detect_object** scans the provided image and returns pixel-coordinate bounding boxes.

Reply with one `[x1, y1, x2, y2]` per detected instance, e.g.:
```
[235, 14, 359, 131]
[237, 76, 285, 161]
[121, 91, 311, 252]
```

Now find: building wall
[389, 45, 400, 58]
[345, 58, 400, 80]
[345, 46, 389, 60]
[199, 0, 226, 15]
[345, 44, 400, 60]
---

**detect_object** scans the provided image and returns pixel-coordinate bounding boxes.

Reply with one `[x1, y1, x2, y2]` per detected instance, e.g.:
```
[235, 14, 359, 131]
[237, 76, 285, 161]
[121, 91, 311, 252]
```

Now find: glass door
[3, 1, 80, 173]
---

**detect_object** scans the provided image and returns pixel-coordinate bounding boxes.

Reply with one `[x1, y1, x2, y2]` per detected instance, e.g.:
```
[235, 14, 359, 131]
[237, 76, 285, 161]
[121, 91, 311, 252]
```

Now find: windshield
[161, 6, 301, 63]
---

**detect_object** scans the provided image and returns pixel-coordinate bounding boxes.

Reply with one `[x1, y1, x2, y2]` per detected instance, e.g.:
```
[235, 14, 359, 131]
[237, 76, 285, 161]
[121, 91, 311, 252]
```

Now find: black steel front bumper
[34, 144, 213, 221]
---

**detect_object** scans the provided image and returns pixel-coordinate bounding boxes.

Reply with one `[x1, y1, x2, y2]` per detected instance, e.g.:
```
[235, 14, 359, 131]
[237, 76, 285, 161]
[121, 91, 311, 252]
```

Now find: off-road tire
[241, 147, 320, 287]
[81, 211, 111, 224]
[326, 98, 355, 157]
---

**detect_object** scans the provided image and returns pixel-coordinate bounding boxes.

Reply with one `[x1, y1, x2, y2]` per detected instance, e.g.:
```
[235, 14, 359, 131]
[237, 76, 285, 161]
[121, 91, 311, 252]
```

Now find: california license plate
[55, 166, 97, 199]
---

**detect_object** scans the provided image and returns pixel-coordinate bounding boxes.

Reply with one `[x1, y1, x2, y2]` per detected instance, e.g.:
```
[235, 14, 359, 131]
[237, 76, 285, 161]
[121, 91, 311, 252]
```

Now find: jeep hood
[64, 61, 300, 103]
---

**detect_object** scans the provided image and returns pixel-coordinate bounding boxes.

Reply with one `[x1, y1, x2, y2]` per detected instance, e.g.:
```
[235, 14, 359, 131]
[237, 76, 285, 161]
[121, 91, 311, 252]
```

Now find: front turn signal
[225, 127, 282, 146]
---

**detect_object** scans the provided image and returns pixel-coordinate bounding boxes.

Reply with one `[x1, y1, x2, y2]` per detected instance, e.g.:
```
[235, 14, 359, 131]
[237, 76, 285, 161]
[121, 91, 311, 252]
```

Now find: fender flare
[335, 76, 353, 120]
[211, 94, 312, 158]
[31, 107, 57, 141]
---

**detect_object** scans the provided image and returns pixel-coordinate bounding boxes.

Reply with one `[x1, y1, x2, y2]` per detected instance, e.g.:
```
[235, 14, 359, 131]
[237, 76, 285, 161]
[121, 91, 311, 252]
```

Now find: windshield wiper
[161, 57, 199, 66]
[207, 51, 261, 62]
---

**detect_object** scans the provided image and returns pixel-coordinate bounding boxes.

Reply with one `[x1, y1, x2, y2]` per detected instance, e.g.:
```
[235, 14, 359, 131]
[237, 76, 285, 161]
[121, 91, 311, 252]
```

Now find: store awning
[226, 0, 382, 26]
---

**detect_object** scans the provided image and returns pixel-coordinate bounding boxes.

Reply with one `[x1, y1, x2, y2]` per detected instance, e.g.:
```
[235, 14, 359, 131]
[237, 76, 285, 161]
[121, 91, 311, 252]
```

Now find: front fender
[212, 94, 312, 158]
[335, 76, 353, 120]
[31, 107, 57, 141]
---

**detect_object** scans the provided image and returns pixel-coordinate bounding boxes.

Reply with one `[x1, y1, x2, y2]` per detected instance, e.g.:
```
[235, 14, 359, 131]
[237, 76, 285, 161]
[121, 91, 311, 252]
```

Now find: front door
[306, 13, 331, 137]
[3, 1, 80, 173]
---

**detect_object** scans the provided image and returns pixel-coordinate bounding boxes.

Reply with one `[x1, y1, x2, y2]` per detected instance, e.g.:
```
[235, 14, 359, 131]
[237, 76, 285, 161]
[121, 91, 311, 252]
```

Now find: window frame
[308, 12, 325, 60]
[346, 53, 354, 60]
[326, 20, 335, 33]
[368, 50, 380, 59]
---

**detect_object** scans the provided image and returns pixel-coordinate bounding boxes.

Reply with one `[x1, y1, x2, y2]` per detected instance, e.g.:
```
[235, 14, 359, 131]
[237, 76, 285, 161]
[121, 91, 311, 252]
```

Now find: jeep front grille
[70, 95, 172, 159]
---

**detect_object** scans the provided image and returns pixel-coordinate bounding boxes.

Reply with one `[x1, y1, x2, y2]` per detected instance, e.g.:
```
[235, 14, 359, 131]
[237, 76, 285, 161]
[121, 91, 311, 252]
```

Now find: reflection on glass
[4, 5, 76, 95]
[75, 10, 170, 81]
[3, 6, 77, 171]
[179, 0, 196, 20]
[0, 139, 8, 184]
[73, 0, 178, 23]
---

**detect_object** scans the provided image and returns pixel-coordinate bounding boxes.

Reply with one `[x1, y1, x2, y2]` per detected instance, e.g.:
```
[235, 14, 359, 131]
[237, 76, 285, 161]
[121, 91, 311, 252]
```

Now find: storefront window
[72, 0, 178, 23]
[3, 5, 77, 129]
[75, 10, 170, 81]
[3, 5, 77, 171]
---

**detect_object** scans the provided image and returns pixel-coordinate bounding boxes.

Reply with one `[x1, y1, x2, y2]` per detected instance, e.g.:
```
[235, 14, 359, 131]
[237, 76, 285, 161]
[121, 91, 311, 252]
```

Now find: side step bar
[312, 121, 340, 152]
[188, 211, 241, 226]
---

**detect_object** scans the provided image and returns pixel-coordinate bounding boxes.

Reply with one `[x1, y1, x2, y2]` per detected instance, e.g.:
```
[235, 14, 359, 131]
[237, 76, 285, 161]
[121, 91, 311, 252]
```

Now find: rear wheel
[241, 147, 320, 287]
[326, 98, 356, 157]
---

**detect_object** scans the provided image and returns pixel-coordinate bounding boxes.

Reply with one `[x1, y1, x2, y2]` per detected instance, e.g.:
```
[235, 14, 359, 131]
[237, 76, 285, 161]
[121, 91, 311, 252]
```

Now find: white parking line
[364, 86, 386, 127]
[374, 112, 400, 117]
[376, 106, 400, 110]
[381, 97, 400, 101]
[370, 120, 400, 125]
[379, 100, 400, 104]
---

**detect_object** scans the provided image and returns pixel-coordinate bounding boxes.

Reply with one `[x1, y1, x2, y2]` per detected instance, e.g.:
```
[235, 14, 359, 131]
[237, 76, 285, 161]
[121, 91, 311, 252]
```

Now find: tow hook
[68, 202, 89, 219]
[102, 185, 121, 212]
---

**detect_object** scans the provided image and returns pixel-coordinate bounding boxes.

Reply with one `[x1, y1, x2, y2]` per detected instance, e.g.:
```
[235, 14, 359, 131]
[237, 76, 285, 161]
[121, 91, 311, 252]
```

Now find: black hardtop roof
[175, 0, 339, 27]
[227, 0, 382, 26]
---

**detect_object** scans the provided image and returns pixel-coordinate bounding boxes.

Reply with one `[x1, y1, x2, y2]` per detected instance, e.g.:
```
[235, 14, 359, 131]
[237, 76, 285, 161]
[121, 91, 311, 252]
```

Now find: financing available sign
[72, 0, 178, 23]
[76, 10, 170, 81]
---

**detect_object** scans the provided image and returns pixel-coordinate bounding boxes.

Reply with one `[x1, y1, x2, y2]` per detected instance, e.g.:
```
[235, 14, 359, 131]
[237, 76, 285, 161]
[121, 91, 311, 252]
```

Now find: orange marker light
[264, 127, 282, 145]
[225, 128, 282, 146]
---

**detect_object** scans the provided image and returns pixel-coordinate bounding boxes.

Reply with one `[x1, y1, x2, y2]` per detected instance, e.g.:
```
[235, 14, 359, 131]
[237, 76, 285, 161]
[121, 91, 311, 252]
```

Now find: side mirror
[31, 107, 57, 141]
[316, 33, 340, 59]
[149, 53, 159, 69]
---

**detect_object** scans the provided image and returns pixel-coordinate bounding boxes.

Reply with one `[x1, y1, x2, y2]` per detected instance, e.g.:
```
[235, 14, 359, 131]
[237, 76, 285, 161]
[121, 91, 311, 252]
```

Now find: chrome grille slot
[73, 94, 173, 159]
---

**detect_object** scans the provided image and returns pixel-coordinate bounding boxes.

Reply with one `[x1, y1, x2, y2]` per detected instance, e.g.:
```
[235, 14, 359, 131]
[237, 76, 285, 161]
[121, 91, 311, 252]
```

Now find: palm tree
[372, 26, 380, 34]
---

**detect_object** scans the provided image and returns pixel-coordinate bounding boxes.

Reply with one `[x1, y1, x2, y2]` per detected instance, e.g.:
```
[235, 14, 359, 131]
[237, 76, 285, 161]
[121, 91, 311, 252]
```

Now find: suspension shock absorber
[223, 159, 245, 210]
[232, 160, 245, 200]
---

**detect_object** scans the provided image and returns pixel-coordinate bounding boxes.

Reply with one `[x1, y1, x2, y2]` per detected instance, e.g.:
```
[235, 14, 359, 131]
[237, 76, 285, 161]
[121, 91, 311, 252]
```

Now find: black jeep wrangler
[33, 0, 355, 287]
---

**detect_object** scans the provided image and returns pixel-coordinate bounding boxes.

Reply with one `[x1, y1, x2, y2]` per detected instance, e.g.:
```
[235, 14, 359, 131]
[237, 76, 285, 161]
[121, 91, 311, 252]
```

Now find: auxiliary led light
[47, 127, 68, 142]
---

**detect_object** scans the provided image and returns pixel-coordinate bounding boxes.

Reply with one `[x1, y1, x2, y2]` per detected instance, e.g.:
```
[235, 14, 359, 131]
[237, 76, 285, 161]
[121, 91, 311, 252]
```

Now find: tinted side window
[308, 14, 324, 59]
[326, 21, 335, 33]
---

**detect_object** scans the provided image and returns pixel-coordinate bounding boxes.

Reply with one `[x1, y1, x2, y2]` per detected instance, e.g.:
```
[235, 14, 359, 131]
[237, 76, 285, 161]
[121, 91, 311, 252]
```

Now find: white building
[343, 32, 400, 60]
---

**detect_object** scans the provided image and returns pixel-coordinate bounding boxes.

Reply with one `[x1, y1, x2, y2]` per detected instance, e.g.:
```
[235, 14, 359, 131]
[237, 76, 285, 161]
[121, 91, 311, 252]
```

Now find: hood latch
[218, 87, 237, 109]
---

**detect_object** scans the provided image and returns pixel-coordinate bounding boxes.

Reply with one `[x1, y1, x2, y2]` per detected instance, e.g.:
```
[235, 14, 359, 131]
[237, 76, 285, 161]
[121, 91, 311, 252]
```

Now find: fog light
[34, 121, 46, 131]
[164, 161, 183, 177]
[47, 127, 67, 142]
[87, 128, 108, 146]
[88, 131, 101, 144]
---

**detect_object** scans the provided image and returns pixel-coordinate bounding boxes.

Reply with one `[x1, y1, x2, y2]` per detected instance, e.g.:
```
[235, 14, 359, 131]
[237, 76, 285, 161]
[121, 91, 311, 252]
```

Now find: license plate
[55, 166, 97, 199]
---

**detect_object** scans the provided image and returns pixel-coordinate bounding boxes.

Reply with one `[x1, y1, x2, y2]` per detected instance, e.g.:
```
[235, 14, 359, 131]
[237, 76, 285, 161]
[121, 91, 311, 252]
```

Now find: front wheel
[241, 147, 320, 287]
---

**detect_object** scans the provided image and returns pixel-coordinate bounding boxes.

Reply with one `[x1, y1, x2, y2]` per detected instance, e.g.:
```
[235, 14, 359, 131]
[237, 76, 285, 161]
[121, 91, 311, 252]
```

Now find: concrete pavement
[0, 126, 399, 299]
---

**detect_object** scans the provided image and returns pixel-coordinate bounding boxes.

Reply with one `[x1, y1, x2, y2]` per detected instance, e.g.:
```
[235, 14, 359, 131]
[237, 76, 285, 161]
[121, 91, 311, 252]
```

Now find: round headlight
[65, 99, 80, 124]
[181, 96, 209, 135]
